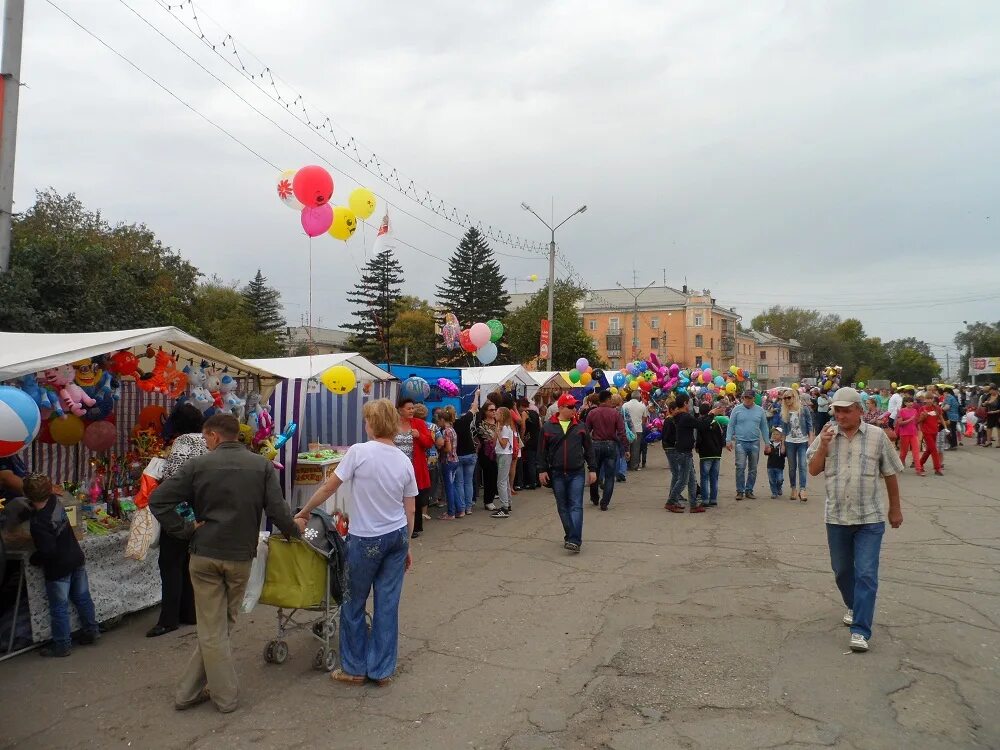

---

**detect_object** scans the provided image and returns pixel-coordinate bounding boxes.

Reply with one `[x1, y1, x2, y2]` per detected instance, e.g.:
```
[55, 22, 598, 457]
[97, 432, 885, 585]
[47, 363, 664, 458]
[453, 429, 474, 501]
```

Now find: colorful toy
[273, 422, 297, 451]
[0, 385, 42, 457]
[42, 365, 96, 416]
[106, 350, 141, 379]
[19, 374, 64, 418]
[436, 378, 460, 397]
[188, 387, 215, 413]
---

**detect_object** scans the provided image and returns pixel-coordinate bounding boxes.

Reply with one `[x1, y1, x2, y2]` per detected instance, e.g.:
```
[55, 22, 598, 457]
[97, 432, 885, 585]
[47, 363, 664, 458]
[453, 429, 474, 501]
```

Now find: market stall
[526, 371, 568, 400]
[460, 364, 534, 406]
[0, 327, 281, 652]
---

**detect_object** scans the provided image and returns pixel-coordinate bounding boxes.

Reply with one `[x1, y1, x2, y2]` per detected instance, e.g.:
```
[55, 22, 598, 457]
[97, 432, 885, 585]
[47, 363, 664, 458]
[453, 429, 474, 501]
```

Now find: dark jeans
[640, 437, 648, 467]
[551, 471, 585, 545]
[826, 522, 885, 640]
[45, 566, 99, 650]
[156, 532, 197, 628]
[592, 440, 619, 508]
[520, 444, 538, 488]
[341, 528, 408, 680]
[479, 452, 498, 507]
[699, 458, 720, 503]
[669, 450, 697, 505]
[947, 420, 959, 448]
[414, 489, 429, 533]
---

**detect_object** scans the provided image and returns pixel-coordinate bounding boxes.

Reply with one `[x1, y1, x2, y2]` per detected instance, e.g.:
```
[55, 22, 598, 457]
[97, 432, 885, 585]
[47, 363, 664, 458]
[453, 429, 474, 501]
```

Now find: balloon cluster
[444, 316, 504, 365]
[819, 365, 843, 393]
[275, 166, 376, 240]
[564, 358, 600, 387]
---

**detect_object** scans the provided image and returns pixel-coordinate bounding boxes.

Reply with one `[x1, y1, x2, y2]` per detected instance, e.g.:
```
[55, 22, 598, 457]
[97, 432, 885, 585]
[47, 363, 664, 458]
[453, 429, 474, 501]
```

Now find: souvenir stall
[0, 327, 280, 653]
[380, 365, 463, 417]
[526, 371, 568, 402]
[459, 364, 534, 408]
[245, 354, 396, 512]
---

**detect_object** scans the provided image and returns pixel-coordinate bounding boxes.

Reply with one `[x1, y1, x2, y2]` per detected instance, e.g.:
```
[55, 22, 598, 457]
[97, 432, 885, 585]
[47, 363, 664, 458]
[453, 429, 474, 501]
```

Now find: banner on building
[539, 319, 551, 360]
[970, 357, 1000, 375]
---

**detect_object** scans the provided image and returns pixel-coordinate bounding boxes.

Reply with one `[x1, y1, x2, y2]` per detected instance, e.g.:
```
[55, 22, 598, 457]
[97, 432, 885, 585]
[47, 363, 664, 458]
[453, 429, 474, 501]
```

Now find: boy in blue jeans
[25, 473, 100, 657]
[767, 427, 786, 498]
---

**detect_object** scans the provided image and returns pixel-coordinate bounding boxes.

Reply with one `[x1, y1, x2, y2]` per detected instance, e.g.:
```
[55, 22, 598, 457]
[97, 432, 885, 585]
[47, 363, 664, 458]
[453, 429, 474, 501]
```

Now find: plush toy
[42, 365, 96, 417]
[188, 387, 215, 413]
[183, 364, 208, 390]
[273, 422, 297, 450]
[245, 392, 263, 433]
[223, 390, 246, 419]
[257, 437, 282, 469]
[106, 350, 141, 379]
[204, 368, 222, 395]
[254, 404, 274, 444]
[20, 374, 65, 418]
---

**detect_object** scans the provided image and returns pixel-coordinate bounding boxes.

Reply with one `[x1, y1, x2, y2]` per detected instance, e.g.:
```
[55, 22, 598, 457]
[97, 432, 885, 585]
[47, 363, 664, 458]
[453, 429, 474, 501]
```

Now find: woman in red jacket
[396, 398, 434, 538]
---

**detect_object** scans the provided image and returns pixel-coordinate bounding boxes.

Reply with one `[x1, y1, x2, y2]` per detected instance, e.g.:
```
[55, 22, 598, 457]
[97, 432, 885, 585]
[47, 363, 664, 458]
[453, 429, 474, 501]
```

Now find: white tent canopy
[460, 365, 534, 404]
[0, 327, 281, 383]
[246, 353, 394, 382]
[527, 371, 566, 392]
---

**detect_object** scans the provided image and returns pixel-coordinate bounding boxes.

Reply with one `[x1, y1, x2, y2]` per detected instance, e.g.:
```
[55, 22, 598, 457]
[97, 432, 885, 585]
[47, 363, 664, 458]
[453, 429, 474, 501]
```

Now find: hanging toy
[273, 422, 297, 451]
[20, 374, 65, 418]
[244, 392, 263, 433]
[254, 404, 274, 444]
[42, 365, 96, 417]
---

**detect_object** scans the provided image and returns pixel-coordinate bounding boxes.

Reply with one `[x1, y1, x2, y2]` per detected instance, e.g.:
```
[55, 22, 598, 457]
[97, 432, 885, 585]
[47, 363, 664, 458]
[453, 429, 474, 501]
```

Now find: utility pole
[0, 0, 25, 273]
[521, 201, 587, 370]
[616, 281, 655, 360]
[945, 351, 950, 381]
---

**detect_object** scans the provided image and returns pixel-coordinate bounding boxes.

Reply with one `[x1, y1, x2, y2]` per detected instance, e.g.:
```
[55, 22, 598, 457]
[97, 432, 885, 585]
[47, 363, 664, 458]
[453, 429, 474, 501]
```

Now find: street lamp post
[963, 320, 974, 385]
[521, 202, 587, 371]
[616, 281, 656, 359]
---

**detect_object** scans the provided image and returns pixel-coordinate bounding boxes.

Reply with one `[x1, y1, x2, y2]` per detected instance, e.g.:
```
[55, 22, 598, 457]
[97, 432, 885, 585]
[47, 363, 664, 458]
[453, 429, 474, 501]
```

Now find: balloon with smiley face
[292, 165, 334, 207]
[320, 365, 356, 395]
[348, 187, 377, 220]
[328, 206, 358, 241]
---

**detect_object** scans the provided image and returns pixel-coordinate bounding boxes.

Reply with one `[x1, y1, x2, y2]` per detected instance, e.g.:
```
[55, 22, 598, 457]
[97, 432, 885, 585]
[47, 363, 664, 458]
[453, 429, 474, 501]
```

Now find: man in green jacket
[151, 413, 299, 713]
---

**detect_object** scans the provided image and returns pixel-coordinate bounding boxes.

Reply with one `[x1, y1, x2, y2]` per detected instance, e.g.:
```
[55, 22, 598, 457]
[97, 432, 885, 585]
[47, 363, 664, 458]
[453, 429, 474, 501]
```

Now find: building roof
[286, 326, 351, 348]
[508, 285, 739, 316]
[746, 329, 802, 349]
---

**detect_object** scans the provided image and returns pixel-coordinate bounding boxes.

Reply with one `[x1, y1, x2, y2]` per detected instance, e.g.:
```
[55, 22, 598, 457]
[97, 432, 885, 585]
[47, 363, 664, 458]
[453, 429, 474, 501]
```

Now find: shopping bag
[241, 533, 270, 613]
[259, 536, 327, 610]
[134, 457, 167, 510]
[125, 506, 160, 561]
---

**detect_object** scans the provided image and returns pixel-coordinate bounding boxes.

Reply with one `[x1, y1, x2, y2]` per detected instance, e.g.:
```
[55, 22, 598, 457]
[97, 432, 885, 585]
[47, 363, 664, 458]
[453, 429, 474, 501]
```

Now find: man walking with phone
[808, 388, 904, 653]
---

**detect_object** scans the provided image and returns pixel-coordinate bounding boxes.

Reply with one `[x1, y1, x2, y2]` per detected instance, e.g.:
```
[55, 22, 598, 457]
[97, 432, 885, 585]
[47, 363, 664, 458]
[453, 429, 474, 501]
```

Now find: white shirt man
[887, 390, 904, 426]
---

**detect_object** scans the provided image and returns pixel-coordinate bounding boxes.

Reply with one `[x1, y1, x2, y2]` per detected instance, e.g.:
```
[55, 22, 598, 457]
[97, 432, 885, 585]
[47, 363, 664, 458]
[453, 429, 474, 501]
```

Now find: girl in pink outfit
[896, 395, 924, 475]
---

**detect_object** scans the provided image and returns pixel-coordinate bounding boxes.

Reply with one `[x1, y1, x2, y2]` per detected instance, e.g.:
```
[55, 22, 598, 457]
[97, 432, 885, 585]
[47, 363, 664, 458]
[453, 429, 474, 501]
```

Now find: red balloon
[459, 329, 477, 353]
[292, 165, 334, 207]
[83, 420, 116, 452]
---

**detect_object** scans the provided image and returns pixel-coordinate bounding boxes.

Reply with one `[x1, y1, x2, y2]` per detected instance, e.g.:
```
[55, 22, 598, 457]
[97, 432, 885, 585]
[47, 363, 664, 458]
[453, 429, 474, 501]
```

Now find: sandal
[331, 669, 366, 685]
[438, 513, 455, 520]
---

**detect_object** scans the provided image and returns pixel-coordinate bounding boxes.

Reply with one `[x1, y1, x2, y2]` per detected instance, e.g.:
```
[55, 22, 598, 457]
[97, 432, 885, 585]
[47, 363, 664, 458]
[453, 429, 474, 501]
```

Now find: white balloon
[276, 169, 304, 211]
[476, 342, 498, 365]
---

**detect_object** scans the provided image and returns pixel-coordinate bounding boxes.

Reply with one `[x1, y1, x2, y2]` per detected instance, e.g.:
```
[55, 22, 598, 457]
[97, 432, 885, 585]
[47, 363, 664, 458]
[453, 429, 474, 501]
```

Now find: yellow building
[748, 330, 802, 387]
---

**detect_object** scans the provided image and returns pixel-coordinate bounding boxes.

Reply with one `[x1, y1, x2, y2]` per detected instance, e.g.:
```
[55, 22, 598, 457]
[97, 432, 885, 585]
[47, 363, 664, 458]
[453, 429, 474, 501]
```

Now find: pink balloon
[469, 322, 492, 349]
[669, 363, 680, 376]
[301, 204, 334, 237]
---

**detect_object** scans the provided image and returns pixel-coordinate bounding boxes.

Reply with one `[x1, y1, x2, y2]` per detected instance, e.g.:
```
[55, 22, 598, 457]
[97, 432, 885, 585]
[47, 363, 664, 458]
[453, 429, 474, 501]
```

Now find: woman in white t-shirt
[295, 399, 417, 687]
[492, 407, 515, 518]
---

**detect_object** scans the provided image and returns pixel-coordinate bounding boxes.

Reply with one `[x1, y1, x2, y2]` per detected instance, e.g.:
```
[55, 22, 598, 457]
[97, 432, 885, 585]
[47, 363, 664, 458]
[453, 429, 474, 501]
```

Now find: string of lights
[151, 0, 551, 254]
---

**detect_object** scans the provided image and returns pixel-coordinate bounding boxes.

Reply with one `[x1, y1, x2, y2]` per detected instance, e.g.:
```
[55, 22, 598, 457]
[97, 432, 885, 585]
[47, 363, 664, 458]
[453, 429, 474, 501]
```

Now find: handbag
[124, 506, 160, 561]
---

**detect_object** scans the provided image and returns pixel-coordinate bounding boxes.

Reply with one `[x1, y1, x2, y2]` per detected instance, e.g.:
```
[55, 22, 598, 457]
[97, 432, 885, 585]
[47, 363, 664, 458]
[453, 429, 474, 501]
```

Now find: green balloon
[569, 369, 581, 384]
[487, 319, 504, 343]
[754, 394, 763, 406]
[713, 415, 730, 426]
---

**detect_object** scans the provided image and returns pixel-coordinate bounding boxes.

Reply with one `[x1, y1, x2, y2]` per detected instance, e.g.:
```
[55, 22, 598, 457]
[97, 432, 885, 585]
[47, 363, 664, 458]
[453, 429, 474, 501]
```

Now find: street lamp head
[521, 202, 531, 212]
[578, 205, 588, 214]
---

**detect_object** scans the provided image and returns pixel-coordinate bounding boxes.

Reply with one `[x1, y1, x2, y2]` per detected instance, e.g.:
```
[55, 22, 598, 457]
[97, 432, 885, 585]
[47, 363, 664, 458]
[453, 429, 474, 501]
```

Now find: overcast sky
[14, 1, 1000, 370]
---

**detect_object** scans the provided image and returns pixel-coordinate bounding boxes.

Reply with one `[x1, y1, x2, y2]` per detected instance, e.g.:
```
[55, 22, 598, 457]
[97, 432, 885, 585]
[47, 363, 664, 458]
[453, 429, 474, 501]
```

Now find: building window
[588, 319, 597, 331]
[758, 365, 768, 376]
[759, 350, 767, 360]
[650, 317, 659, 330]
[695, 355, 703, 367]
[609, 317, 620, 332]
[710, 318, 714, 329]
[694, 313, 704, 327]
[789, 350, 799, 364]
[695, 334, 703, 347]
[710, 338, 714, 350]
[650, 337, 659, 350]
[609, 358, 619, 369]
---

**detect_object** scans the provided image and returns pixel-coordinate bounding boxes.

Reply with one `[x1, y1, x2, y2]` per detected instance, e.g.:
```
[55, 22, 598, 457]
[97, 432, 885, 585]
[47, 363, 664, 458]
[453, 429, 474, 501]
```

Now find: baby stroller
[259, 508, 348, 672]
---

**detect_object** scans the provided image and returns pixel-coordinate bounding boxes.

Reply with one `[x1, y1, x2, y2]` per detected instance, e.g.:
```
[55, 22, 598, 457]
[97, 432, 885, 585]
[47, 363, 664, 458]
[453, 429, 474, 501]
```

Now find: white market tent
[0, 327, 280, 384]
[245, 353, 394, 383]
[460, 364, 534, 404]
[526, 371, 567, 397]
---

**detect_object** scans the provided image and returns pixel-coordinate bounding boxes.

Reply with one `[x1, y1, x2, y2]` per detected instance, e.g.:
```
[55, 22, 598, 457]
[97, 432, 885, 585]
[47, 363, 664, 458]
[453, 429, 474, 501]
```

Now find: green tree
[889, 347, 941, 386]
[0, 190, 199, 332]
[342, 248, 404, 362]
[751, 306, 844, 377]
[190, 278, 285, 358]
[388, 296, 437, 366]
[505, 280, 602, 370]
[240, 269, 286, 344]
[435, 227, 510, 364]
[954, 321, 1000, 381]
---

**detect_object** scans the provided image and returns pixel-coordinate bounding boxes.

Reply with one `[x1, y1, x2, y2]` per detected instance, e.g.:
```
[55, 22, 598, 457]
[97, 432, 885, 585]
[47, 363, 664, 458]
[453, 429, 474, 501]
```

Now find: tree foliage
[388, 296, 437, 366]
[241, 269, 286, 340]
[190, 278, 286, 358]
[504, 280, 603, 370]
[954, 321, 1000, 381]
[342, 248, 405, 363]
[435, 228, 510, 365]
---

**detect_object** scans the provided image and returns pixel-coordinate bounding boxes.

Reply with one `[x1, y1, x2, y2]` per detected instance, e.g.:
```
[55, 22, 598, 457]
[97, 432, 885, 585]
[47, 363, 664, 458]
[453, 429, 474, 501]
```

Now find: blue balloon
[402, 376, 430, 402]
[714, 375, 725, 387]
[613, 372, 627, 388]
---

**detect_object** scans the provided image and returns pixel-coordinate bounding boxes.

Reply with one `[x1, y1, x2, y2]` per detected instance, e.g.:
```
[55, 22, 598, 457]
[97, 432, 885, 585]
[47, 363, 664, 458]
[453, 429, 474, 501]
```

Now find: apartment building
[748, 330, 802, 386]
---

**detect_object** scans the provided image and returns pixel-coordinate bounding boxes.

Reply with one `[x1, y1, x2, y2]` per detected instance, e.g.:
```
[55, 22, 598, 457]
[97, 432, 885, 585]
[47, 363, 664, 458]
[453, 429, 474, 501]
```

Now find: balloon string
[308, 236, 313, 332]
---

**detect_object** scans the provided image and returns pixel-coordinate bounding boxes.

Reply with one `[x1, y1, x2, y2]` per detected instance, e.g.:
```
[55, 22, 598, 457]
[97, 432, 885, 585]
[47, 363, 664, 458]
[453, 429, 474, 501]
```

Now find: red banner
[539, 319, 550, 361]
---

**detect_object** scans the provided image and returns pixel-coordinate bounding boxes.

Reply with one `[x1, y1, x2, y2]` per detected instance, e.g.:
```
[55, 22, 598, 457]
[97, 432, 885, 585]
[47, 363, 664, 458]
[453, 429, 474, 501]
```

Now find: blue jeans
[826, 523, 885, 640]
[767, 467, 784, 496]
[734, 442, 760, 494]
[670, 451, 697, 505]
[45, 566, 99, 650]
[551, 471, 585, 545]
[341, 528, 409, 680]
[699, 458, 720, 504]
[457, 454, 477, 512]
[443, 461, 461, 516]
[593, 441, 619, 508]
[785, 441, 808, 490]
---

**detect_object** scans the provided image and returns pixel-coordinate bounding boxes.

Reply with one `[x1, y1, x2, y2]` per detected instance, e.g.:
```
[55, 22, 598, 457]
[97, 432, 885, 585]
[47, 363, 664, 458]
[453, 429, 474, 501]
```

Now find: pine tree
[240, 269, 286, 344]
[435, 227, 511, 365]
[343, 248, 405, 362]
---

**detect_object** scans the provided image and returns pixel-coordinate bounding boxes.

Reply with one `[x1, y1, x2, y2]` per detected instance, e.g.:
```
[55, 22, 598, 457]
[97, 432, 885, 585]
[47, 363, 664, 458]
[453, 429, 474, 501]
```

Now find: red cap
[557, 393, 578, 408]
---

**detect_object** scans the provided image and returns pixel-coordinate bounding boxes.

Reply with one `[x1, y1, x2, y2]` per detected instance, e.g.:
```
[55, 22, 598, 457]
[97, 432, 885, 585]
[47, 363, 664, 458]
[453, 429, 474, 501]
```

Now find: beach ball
[50, 413, 85, 447]
[0, 386, 41, 457]
[401, 376, 431, 402]
[320, 365, 357, 395]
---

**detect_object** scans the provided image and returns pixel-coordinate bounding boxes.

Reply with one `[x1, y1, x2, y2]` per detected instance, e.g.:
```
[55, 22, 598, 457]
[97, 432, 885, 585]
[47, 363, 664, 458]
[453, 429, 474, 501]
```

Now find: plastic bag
[259, 536, 327, 610]
[125, 506, 160, 561]
[241, 532, 270, 613]
[134, 457, 167, 509]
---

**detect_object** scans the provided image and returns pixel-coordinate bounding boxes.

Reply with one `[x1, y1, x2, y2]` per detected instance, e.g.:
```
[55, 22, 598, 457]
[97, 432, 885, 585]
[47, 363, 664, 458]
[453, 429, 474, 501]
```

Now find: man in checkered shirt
[808, 387, 904, 653]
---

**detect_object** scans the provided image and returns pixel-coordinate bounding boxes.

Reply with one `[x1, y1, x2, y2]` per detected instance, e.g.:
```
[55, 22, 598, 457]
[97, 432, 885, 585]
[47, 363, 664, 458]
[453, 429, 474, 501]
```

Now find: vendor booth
[246, 354, 396, 511]
[460, 364, 534, 407]
[0, 327, 281, 655]
[526, 371, 567, 400]
[380, 364, 462, 416]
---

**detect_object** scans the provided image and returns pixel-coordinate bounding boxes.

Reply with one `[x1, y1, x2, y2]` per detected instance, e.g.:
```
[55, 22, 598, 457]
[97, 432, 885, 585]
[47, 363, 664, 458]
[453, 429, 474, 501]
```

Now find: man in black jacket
[537, 394, 597, 552]
[151, 413, 300, 713]
[668, 394, 703, 513]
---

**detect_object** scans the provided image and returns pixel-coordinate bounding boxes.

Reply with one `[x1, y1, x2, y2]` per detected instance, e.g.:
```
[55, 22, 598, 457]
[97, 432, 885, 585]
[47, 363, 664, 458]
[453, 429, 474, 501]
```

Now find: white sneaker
[849, 633, 869, 652]
[485, 503, 497, 511]
[842, 609, 854, 626]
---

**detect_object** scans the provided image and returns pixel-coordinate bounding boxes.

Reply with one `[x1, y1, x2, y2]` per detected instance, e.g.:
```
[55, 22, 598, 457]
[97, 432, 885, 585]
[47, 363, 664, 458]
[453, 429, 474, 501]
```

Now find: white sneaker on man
[849, 633, 869, 652]
[842, 609, 854, 626]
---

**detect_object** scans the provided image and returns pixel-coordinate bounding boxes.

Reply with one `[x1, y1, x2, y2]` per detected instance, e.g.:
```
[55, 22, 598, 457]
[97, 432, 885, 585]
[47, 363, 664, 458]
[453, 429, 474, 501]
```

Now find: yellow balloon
[320, 365, 357, 394]
[791, 382, 799, 390]
[529, 274, 538, 282]
[347, 188, 376, 220]
[328, 206, 358, 241]
[891, 382, 897, 389]
[609, 387, 618, 395]
[579, 372, 592, 386]
[725, 382, 737, 394]
[50, 414, 85, 446]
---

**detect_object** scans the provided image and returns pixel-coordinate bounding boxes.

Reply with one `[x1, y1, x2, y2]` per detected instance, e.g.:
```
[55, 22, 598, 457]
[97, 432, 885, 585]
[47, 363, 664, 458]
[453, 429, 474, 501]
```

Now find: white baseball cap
[830, 387, 862, 407]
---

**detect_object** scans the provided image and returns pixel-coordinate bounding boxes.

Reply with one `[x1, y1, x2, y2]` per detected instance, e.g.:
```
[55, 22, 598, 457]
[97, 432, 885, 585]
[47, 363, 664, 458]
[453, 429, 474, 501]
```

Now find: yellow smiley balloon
[347, 188, 377, 220]
[328, 207, 358, 241]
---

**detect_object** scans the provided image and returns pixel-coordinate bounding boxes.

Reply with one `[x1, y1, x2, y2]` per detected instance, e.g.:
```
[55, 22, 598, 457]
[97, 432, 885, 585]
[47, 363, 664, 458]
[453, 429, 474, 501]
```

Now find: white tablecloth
[23, 530, 161, 642]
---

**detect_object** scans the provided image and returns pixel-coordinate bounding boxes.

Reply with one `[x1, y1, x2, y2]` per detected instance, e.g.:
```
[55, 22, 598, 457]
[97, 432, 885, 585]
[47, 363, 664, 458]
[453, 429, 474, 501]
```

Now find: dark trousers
[592, 440, 619, 508]
[479, 453, 498, 507]
[947, 420, 959, 448]
[156, 532, 197, 629]
[520, 445, 538, 488]
[414, 489, 429, 533]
